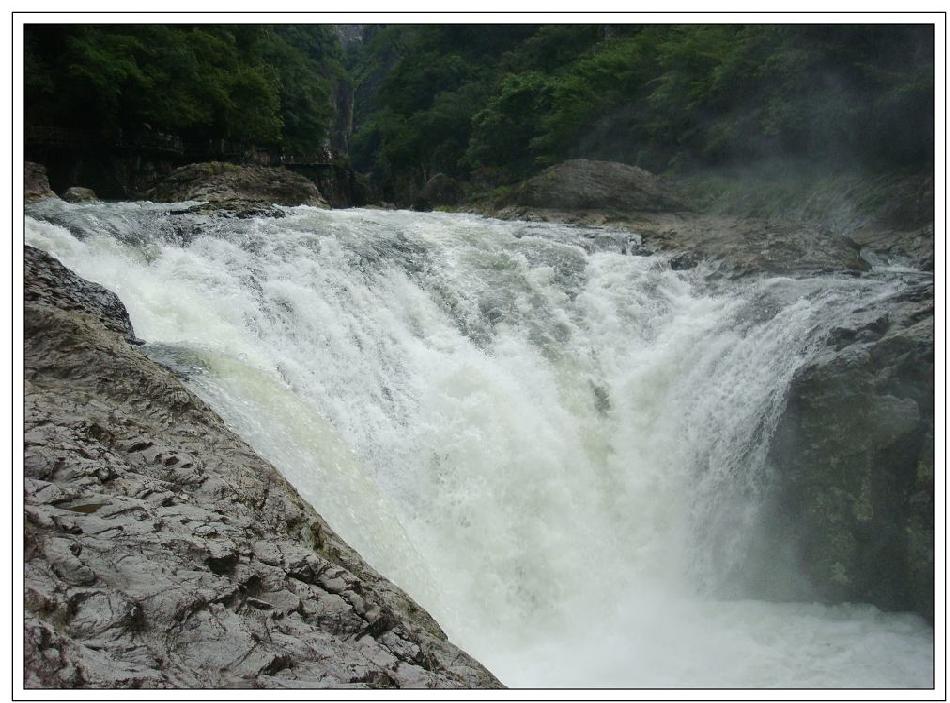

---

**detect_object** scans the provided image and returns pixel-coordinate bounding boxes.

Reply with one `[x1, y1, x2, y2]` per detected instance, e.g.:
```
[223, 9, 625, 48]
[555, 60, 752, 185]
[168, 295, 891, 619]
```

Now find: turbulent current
[26, 201, 934, 688]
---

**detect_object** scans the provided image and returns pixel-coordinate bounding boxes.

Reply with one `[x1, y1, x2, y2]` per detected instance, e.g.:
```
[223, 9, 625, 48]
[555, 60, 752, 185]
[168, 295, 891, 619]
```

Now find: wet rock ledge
[23, 245, 501, 689]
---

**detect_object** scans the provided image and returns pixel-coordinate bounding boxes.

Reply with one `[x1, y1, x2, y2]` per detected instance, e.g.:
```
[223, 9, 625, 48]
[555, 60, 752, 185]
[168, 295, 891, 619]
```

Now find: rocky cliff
[757, 280, 935, 621]
[23, 245, 501, 689]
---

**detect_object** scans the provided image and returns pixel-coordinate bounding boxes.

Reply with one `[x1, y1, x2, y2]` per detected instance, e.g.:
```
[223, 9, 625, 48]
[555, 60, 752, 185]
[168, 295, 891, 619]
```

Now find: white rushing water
[25, 201, 934, 688]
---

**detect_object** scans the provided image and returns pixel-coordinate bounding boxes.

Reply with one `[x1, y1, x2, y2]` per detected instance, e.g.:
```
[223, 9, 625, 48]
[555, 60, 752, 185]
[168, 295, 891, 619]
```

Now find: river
[25, 201, 934, 688]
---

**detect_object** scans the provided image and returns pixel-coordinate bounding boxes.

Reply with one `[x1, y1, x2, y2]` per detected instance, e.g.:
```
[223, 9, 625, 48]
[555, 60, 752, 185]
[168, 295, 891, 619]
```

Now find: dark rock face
[286, 163, 366, 209]
[146, 162, 328, 208]
[24, 247, 141, 345]
[755, 282, 934, 621]
[503, 159, 686, 213]
[23, 245, 501, 689]
[25, 162, 58, 202]
[171, 200, 288, 220]
[417, 174, 465, 210]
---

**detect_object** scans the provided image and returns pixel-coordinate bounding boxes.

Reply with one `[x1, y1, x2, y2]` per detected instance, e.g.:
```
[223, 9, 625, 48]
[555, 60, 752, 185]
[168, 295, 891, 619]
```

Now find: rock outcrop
[477, 206, 870, 278]
[752, 280, 934, 621]
[62, 187, 98, 203]
[471, 160, 874, 277]
[171, 200, 289, 220]
[850, 223, 935, 272]
[636, 212, 871, 277]
[500, 159, 686, 214]
[23, 245, 501, 689]
[146, 162, 329, 209]
[25, 162, 57, 202]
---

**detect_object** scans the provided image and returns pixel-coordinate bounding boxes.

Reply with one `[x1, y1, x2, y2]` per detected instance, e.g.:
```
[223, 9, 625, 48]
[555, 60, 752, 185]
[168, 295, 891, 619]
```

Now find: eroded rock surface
[468, 159, 936, 278]
[62, 187, 99, 203]
[500, 159, 686, 214]
[146, 162, 328, 209]
[25, 162, 57, 202]
[476, 206, 871, 278]
[754, 280, 934, 621]
[23, 245, 501, 689]
[171, 200, 289, 220]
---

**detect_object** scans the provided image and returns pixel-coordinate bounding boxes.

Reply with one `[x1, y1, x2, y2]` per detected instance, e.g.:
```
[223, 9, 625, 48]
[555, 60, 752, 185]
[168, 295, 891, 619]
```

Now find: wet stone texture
[23, 245, 502, 689]
[756, 280, 935, 622]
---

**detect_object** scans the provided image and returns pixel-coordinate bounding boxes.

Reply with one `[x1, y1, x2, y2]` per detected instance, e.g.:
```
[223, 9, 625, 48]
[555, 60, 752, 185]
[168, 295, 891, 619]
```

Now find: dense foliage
[25, 24, 343, 155]
[25, 23, 934, 194]
[348, 25, 934, 193]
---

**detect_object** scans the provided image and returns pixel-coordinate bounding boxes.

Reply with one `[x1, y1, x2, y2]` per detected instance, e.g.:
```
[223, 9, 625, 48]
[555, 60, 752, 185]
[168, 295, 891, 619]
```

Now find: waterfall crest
[25, 201, 933, 688]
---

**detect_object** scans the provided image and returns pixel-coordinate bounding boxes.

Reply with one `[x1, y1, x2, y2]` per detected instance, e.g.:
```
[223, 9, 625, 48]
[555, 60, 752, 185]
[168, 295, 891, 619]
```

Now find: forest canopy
[25, 23, 935, 188]
[25, 24, 343, 155]
[349, 24, 935, 188]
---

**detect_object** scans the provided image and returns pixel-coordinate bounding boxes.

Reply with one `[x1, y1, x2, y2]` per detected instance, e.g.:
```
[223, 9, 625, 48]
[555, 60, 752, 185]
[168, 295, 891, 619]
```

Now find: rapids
[25, 201, 934, 688]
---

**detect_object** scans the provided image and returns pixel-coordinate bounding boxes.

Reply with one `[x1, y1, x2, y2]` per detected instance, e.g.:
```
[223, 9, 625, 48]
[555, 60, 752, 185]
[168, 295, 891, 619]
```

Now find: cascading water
[25, 201, 934, 688]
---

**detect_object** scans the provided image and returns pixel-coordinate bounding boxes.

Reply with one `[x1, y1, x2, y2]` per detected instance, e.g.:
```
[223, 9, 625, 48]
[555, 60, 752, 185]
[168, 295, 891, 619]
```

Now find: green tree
[24, 24, 343, 153]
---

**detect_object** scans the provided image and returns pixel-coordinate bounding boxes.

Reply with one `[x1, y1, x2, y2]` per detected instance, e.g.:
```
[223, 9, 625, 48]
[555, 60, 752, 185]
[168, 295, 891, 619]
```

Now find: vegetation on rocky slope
[349, 25, 934, 199]
[26, 25, 343, 155]
[26, 24, 933, 202]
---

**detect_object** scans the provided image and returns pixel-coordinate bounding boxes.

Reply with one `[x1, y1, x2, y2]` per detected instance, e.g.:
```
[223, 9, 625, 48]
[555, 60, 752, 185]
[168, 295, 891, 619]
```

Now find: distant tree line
[24, 24, 934, 193]
[25, 24, 343, 156]
[348, 24, 934, 194]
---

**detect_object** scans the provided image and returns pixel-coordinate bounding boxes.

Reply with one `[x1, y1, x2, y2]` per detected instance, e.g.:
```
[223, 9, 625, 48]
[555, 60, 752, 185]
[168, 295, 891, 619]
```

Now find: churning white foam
[26, 201, 934, 688]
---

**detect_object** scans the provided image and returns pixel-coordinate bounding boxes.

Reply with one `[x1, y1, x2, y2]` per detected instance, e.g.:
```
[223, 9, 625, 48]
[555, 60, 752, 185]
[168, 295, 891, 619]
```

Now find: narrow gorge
[21, 21, 936, 691]
[24, 196, 934, 688]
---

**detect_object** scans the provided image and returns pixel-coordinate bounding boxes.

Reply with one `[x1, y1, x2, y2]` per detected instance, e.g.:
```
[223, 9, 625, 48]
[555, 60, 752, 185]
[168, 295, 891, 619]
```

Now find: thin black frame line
[943, 11, 948, 703]
[12, 13, 946, 701]
[9, 9, 948, 12]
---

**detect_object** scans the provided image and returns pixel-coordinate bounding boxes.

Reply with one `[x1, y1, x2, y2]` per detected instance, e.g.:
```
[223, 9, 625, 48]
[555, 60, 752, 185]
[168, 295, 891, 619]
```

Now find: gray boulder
[502, 159, 686, 213]
[23, 245, 501, 689]
[62, 186, 98, 203]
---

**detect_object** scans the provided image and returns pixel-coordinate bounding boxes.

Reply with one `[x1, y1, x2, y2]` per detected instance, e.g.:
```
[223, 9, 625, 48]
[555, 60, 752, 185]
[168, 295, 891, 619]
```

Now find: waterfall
[25, 200, 933, 688]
